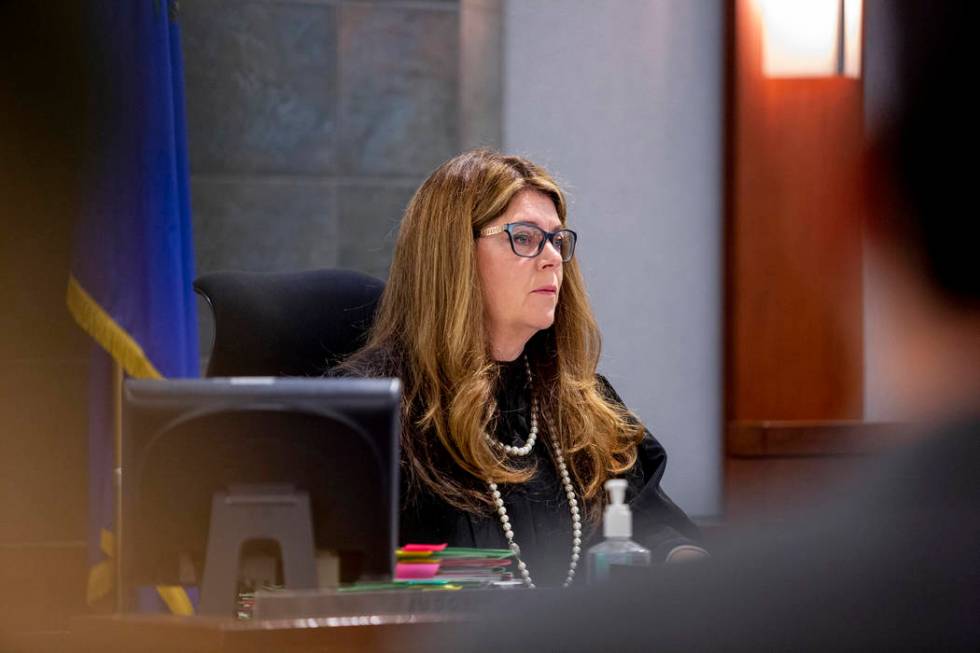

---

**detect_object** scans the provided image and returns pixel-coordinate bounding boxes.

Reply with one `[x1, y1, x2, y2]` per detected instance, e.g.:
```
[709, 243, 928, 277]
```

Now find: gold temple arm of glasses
[477, 225, 507, 237]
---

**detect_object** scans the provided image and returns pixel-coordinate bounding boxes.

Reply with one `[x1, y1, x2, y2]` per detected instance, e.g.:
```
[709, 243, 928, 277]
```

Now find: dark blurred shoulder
[863, 414, 980, 512]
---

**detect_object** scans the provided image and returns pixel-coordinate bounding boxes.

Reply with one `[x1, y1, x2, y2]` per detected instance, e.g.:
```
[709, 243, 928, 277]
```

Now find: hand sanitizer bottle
[586, 479, 651, 584]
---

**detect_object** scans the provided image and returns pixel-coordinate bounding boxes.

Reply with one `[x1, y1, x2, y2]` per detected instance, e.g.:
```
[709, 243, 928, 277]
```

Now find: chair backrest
[194, 269, 384, 377]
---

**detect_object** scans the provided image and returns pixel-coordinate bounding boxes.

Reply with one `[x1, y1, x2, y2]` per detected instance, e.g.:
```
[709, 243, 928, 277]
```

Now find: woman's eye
[514, 234, 530, 244]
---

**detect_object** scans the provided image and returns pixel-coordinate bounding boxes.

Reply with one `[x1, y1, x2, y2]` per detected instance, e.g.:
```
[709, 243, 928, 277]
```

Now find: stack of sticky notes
[394, 544, 516, 587]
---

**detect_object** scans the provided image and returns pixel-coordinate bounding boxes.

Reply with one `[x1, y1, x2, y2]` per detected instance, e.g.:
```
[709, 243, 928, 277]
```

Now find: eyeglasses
[475, 222, 578, 262]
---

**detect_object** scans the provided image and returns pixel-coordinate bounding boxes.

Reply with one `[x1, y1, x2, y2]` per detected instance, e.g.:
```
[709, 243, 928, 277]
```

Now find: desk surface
[70, 587, 553, 652]
[71, 612, 462, 653]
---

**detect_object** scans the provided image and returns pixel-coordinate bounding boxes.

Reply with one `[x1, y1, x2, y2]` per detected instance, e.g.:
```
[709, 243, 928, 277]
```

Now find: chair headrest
[194, 269, 384, 377]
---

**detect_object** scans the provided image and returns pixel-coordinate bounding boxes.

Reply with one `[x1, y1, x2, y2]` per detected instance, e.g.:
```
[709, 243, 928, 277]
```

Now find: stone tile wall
[182, 0, 469, 282]
[182, 0, 502, 363]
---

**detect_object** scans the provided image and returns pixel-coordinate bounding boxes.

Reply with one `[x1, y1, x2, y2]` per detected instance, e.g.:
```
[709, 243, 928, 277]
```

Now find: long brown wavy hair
[336, 149, 644, 519]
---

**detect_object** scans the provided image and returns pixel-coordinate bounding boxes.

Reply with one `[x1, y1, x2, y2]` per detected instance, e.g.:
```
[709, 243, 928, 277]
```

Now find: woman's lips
[532, 286, 557, 295]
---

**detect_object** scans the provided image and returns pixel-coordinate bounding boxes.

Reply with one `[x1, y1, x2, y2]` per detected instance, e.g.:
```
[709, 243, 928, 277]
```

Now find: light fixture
[757, 0, 862, 78]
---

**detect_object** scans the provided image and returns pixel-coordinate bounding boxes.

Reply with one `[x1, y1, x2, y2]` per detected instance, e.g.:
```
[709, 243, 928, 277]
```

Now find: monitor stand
[199, 484, 318, 616]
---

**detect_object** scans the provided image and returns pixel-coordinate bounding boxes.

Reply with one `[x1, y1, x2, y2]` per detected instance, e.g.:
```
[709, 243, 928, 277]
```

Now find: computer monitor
[119, 377, 401, 613]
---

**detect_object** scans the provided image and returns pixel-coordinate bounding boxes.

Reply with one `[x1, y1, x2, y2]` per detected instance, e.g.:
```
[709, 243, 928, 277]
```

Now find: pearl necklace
[485, 356, 538, 456]
[487, 357, 582, 588]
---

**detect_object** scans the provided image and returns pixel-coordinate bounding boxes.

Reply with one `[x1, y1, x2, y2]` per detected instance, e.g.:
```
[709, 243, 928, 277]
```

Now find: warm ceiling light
[842, 0, 862, 78]
[758, 0, 862, 78]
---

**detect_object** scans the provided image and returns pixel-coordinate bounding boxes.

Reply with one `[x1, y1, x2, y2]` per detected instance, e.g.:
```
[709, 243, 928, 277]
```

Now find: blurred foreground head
[866, 0, 980, 420]
[434, 5, 980, 652]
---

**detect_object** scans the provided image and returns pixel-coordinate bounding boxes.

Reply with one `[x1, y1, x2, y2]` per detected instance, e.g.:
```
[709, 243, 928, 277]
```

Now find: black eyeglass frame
[474, 222, 578, 262]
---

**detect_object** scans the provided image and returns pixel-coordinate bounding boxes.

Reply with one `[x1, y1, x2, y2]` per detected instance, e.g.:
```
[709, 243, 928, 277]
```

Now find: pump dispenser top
[586, 478, 651, 584]
[603, 478, 631, 538]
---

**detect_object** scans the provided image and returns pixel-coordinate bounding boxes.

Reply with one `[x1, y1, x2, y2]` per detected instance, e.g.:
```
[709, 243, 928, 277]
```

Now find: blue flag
[67, 0, 199, 609]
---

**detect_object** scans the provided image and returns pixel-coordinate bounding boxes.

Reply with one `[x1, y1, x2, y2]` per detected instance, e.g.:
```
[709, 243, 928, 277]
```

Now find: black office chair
[193, 268, 384, 377]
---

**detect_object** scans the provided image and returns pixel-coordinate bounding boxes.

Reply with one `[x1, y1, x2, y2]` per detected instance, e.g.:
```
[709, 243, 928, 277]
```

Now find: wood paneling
[727, 420, 906, 457]
[726, 0, 865, 422]
[724, 421, 906, 524]
[724, 455, 871, 524]
[723, 0, 869, 523]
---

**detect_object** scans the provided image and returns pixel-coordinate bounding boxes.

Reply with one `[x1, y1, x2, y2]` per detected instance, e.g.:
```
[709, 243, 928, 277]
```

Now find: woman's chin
[527, 312, 556, 331]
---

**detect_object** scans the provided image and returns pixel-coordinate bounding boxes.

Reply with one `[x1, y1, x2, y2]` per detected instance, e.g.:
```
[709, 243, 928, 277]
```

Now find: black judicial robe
[399, 358, 699, 586]
[394, 358, 704, 587]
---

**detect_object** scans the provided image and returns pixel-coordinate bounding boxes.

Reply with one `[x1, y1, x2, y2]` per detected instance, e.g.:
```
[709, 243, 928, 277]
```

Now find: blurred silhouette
[447, 1, 979, 650]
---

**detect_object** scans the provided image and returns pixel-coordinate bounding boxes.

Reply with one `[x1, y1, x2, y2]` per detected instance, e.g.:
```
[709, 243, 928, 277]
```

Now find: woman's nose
[538, 238, 563, 267]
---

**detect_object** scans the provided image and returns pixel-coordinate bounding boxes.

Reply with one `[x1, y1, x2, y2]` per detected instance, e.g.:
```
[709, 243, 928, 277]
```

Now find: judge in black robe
[397, 356, 705, 586]
[333, 350, 706, 587]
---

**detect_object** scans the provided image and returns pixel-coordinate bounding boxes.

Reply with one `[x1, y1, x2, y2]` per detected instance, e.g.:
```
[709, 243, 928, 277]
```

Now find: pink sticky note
[401, 543, 448, 552]
[395, 562, 441, 580]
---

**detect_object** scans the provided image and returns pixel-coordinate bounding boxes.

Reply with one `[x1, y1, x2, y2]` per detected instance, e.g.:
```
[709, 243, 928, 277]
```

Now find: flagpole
[113, 359, 124, 612]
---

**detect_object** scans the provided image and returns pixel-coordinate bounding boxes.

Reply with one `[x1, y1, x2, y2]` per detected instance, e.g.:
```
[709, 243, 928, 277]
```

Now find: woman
[334, 149, 705, 587]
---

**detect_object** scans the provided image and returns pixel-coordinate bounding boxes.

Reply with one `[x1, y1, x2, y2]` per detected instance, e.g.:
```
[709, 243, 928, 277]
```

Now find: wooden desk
[70, 613, 462, 653]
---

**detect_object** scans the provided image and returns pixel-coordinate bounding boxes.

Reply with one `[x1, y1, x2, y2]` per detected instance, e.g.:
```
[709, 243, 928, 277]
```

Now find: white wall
[503, 0, 724, 517]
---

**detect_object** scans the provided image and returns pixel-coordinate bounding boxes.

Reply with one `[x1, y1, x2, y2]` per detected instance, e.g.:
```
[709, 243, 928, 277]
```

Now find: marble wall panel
[182, 1, 339, 175]
[338, 5, 459, 175]
[192, 177, 337, 275]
